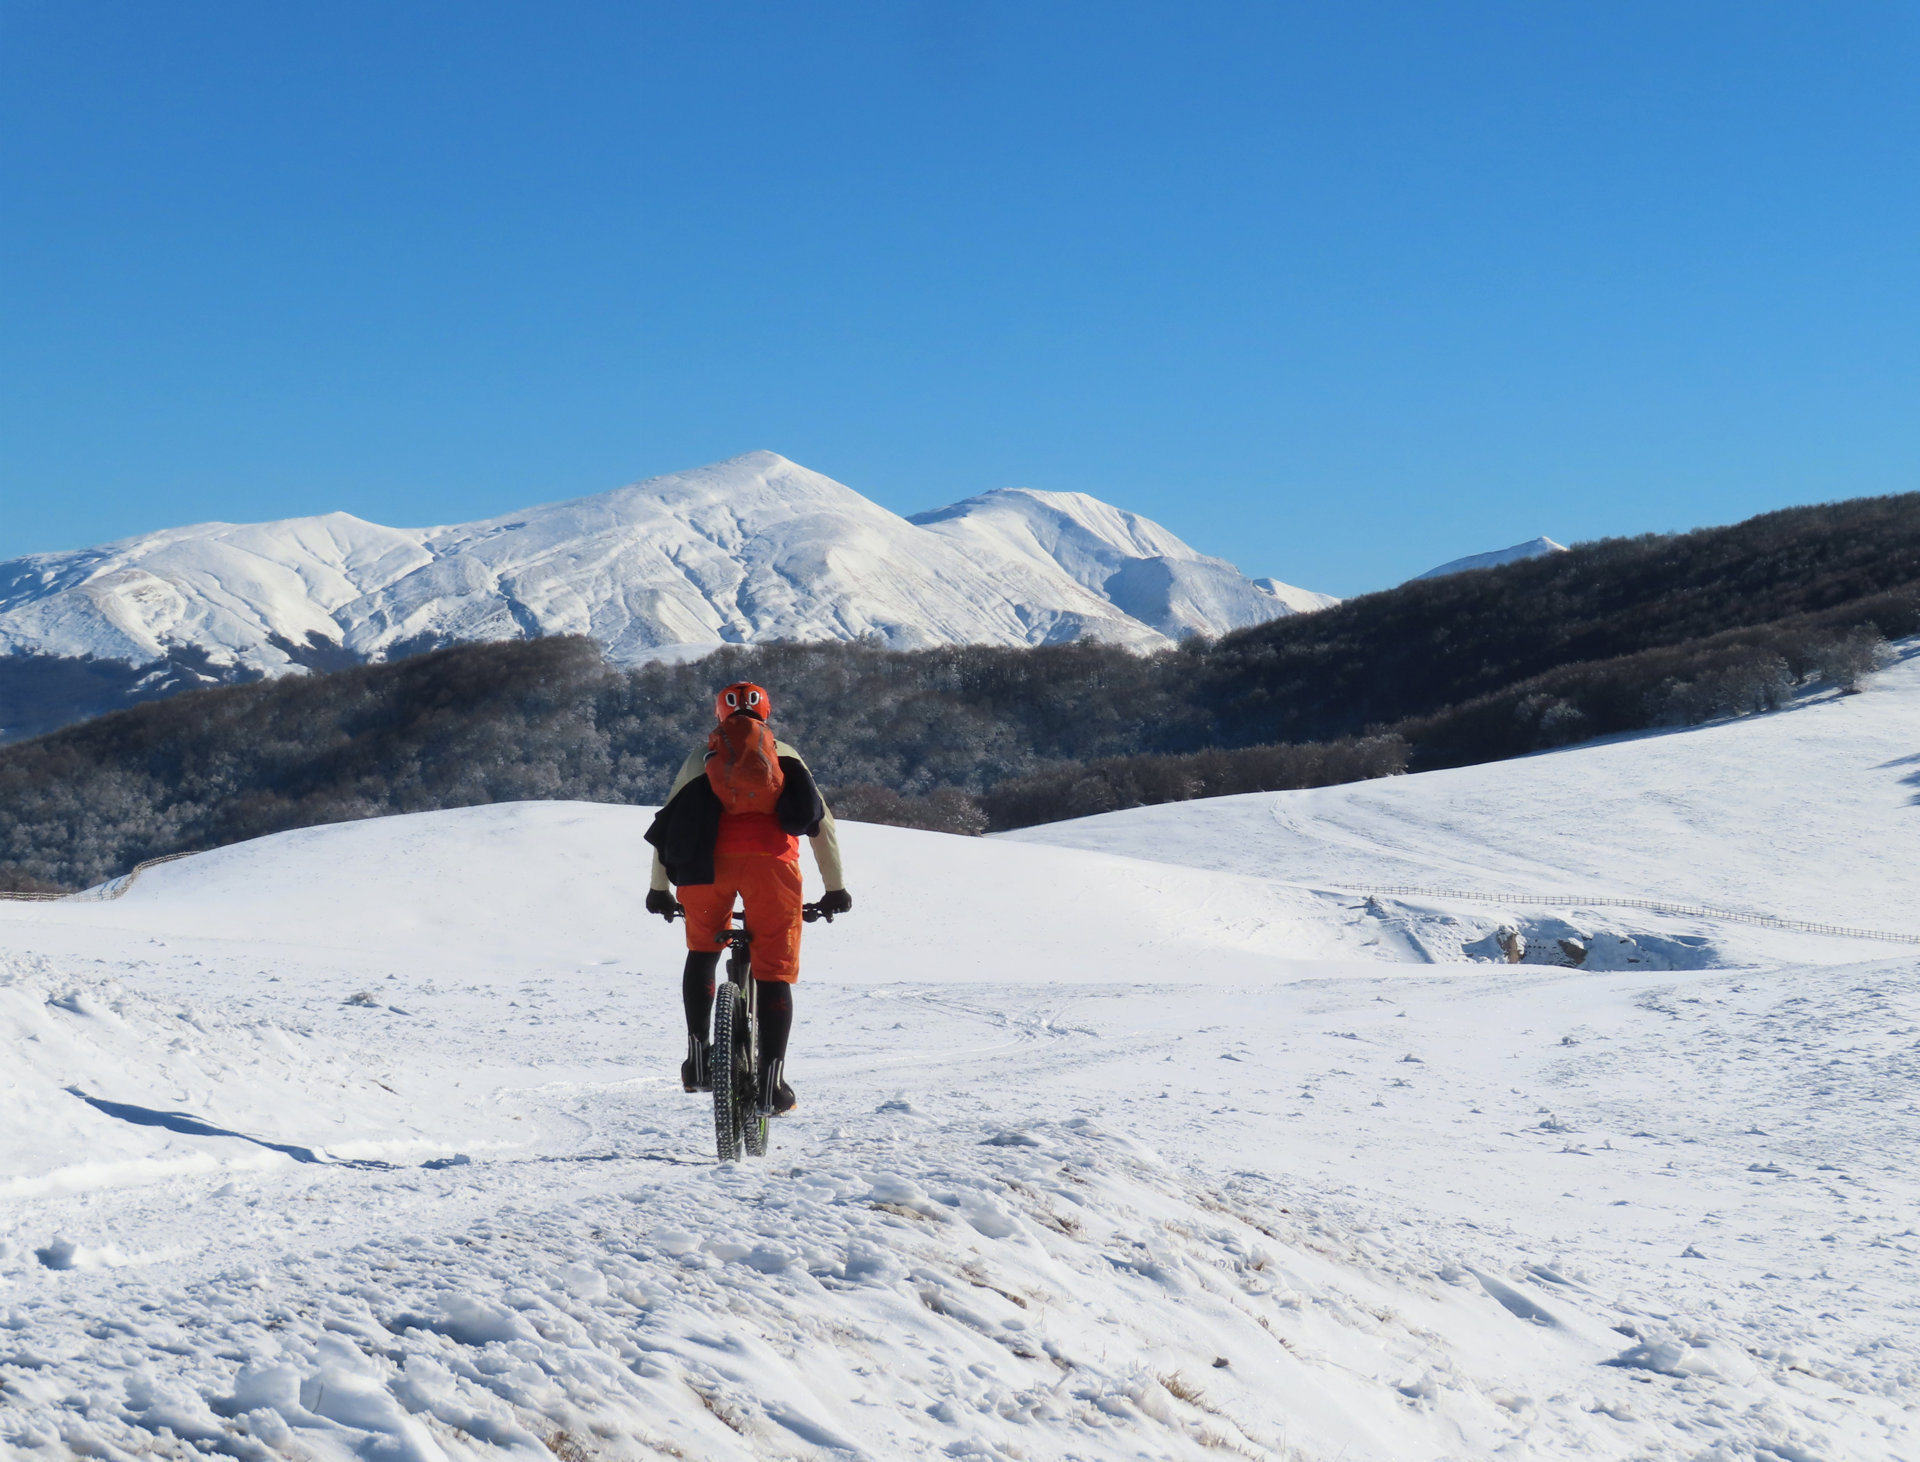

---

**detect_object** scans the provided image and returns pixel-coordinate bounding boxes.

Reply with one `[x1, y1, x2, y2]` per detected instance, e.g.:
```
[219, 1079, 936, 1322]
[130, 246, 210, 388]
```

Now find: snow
[1413, 536, 1569, 581]
[0, 455, 1332, 690]
[911, 487, 1334, 637]
[4, 655, 1920, 1457]
[1008, 643, 1920, 952]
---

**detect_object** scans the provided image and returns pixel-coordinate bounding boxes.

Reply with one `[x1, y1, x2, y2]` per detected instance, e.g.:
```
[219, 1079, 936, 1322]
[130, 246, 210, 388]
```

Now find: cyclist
[643, 681, 851, 1114]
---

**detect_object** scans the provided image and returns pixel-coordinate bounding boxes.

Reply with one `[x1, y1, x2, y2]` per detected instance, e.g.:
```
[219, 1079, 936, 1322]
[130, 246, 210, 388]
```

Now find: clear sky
[3, 2, 1916, 595]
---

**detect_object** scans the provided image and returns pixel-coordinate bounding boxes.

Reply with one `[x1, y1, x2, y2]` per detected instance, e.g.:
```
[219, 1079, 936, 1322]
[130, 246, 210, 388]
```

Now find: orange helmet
[715, 681, 771, 722]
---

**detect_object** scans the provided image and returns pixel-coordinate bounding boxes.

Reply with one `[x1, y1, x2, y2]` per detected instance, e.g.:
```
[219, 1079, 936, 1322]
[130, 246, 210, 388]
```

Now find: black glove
[817, 888, 853, 917]
[645, 889, 678, 921]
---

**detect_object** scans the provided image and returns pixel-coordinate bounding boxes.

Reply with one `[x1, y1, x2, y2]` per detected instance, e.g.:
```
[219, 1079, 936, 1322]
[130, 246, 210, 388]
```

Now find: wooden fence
[0, 851, 199, 904]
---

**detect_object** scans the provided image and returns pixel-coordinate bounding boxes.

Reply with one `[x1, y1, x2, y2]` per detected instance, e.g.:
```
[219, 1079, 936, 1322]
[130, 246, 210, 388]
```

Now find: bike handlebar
[662, 900, 841, 929]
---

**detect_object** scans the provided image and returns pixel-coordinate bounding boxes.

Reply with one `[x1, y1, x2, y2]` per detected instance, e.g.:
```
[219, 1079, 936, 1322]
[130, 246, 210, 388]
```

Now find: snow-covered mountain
[912, 487, 1336, 639]
[1412, 535, 1568, 581]
[0, 453, 1330, 738]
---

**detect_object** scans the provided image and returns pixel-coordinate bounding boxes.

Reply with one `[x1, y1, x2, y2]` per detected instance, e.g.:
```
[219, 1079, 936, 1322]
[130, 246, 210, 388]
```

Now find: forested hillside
[4, 491, 1916, 891]
[1202, 491, 1920, 746]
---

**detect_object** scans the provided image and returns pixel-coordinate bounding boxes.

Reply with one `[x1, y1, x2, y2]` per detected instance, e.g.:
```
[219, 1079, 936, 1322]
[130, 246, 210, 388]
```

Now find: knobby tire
[744, 1046, 769, 1159]
[711, 983, 745, 1162]
[711, 979, 770, 1162]
[739, 965, 768, 1158]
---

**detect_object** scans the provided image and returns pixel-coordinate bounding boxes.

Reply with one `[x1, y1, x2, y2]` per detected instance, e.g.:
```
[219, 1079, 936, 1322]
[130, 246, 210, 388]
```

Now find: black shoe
[758, 1058, 796, 1116]
[681, 1035, 712, 1093]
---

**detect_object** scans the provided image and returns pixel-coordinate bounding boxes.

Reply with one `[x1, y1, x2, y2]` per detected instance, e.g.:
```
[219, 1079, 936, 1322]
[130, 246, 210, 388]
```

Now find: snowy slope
[4, 661, 1919, 1458]
[1413, 536, 1568, 580]
[0, 455, 1331, 712]
[1008, 640, 1920, 945]
[913, 488, 1336, 639]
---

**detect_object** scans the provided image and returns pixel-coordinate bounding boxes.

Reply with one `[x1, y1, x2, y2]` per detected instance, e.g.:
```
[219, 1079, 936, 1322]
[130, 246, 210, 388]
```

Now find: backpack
[705, 716, 785, 815]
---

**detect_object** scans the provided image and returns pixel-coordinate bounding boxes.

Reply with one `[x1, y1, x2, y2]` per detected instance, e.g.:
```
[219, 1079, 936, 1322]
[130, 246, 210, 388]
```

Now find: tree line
[2, 490, 1915, 891]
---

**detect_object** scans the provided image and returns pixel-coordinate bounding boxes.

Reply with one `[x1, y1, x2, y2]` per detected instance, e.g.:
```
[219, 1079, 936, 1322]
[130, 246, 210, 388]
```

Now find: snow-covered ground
[1010, 642, 1920, 953]
[4, 656, 1919, 1459]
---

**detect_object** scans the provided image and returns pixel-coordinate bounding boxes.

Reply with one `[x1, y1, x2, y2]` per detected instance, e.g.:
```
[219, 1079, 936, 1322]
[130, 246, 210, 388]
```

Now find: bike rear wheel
[743, 1058, 769, 1158]
[740, 954, 769, 1156]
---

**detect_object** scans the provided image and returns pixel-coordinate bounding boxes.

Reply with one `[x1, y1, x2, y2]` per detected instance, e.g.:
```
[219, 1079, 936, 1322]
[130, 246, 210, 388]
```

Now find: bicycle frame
[664, 899, 837, 1162]
[717, 918, 756, 1033]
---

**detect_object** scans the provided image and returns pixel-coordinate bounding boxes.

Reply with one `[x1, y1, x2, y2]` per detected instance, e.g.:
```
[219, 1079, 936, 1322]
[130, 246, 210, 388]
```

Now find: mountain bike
[670, 900, 839, 1163]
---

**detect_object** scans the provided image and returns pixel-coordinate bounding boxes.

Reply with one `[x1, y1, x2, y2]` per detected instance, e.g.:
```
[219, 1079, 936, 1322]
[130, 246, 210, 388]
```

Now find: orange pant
[678, 853, 804, 984]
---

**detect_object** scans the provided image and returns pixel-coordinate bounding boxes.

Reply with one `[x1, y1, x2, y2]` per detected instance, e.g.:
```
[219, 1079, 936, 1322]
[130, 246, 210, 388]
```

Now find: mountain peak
[1413, 536, 1568, 582]
[689, 448, 805, 478]
[911, 485, 1332, 638]
[0, 454, 1336, 740]
[912, 486, 1211, 579]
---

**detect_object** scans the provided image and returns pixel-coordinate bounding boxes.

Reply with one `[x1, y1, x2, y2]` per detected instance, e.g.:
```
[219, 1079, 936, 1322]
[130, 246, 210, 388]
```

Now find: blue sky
[3, 2, 1916, 595]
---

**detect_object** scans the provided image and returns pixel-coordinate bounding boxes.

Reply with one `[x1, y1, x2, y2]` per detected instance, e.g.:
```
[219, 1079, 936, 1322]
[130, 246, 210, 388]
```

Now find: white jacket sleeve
[809, 807, 846, 892]
[774, 738, 846, 891]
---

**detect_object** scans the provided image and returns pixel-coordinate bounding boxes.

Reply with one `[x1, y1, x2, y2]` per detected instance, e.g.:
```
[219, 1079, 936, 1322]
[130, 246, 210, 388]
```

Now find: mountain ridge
[1413, 535, 1568, 581]
[0, 452, 1330, 740]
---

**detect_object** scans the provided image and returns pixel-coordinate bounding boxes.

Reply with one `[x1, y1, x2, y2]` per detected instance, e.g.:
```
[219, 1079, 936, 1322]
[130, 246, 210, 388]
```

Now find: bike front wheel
[711, 982, 744, 1161]
[711, 983, 769, 1161]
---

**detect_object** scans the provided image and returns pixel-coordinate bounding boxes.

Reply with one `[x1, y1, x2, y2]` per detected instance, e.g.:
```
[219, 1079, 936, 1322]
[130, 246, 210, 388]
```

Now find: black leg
[682, 950, 720, 1037]
[755, 979, 792, 1065]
